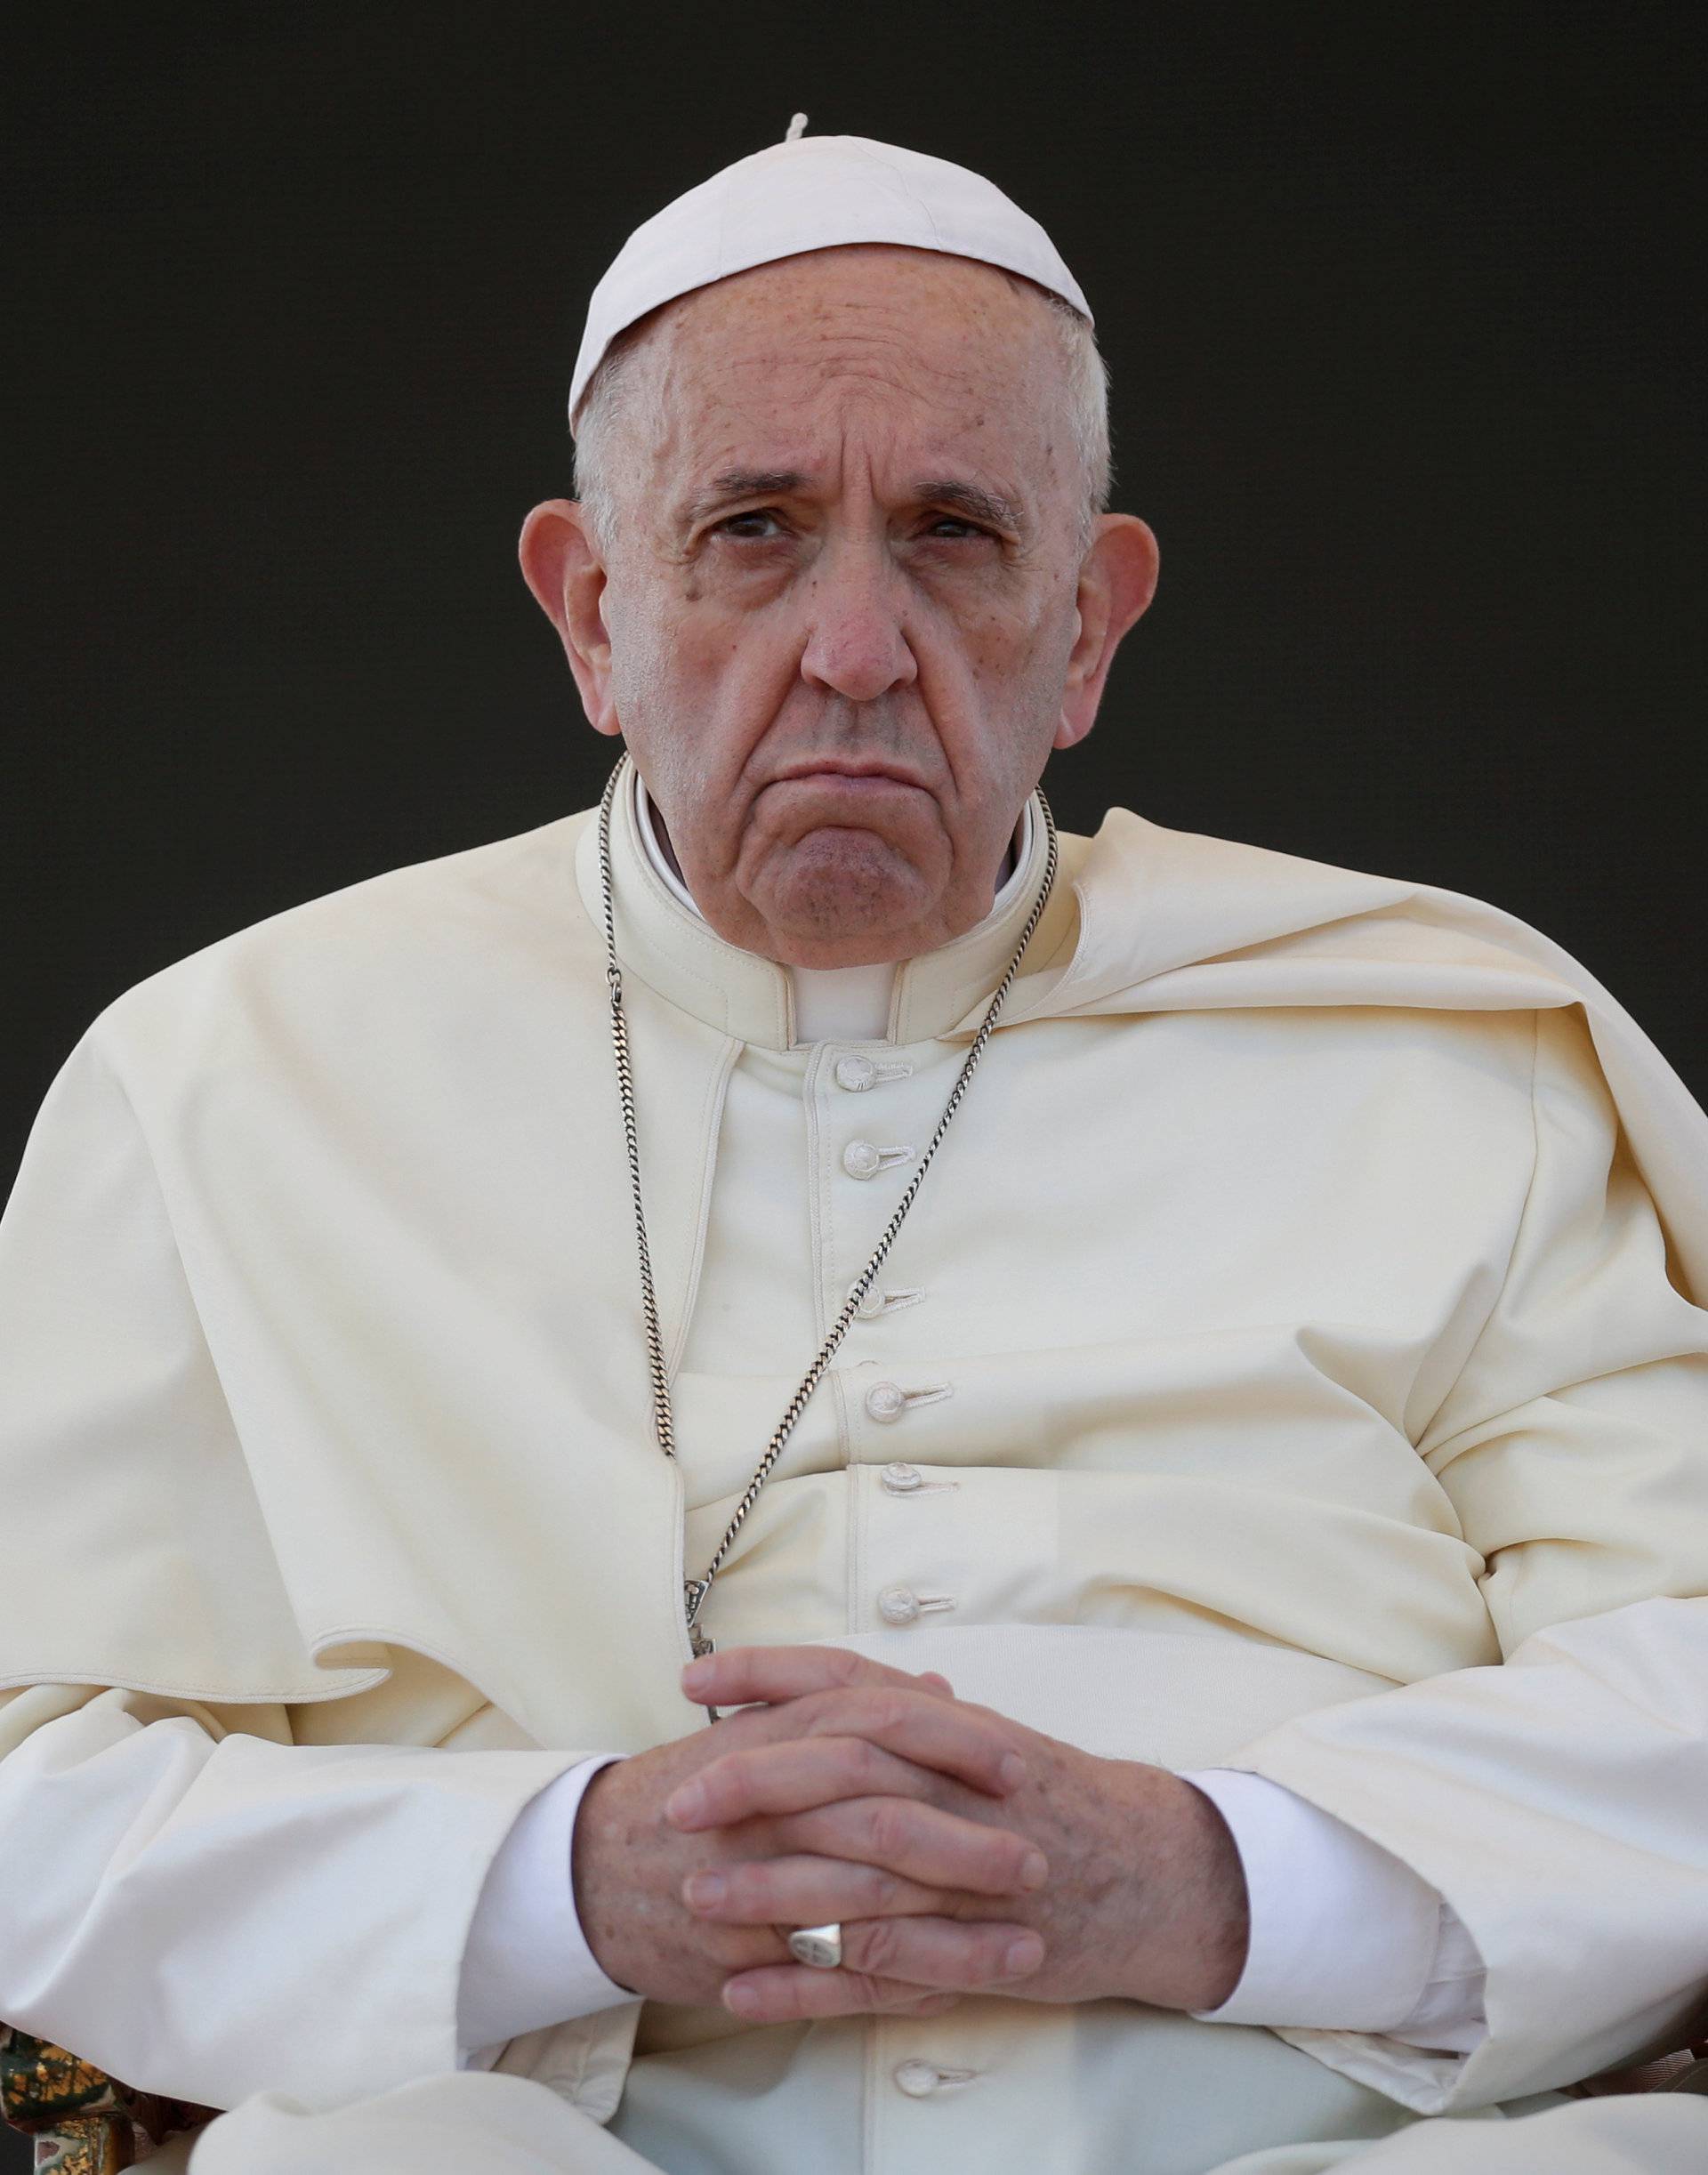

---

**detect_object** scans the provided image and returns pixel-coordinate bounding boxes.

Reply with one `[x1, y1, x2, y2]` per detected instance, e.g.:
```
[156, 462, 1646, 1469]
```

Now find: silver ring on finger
[786, 1921, 844, 1970]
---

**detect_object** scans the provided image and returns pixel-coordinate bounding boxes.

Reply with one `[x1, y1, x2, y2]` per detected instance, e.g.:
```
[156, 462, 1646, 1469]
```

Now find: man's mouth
[768, 760, 929, 793]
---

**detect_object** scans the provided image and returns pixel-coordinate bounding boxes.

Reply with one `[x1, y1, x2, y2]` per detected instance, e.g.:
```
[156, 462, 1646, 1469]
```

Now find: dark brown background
[0, 2, 1701, 2147]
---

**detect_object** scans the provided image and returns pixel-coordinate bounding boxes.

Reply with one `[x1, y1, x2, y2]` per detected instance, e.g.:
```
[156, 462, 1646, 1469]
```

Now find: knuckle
[847, 1736, 891, 1789]
[856, 1689, 909, 1734]
[866, 1799, 912, 1857]
[1002, 1834, 1038, 1881]
[796, 1689, 842, 1736]
[867, 1868, 906, 1913]
[978, 1826, 1021, 1876]
[692, 1751, 738, 1803]
[852, 1918, 902, 1976]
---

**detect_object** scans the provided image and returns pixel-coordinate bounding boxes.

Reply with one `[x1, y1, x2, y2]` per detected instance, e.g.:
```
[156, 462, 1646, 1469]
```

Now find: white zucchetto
[568, 121, 1092, 424]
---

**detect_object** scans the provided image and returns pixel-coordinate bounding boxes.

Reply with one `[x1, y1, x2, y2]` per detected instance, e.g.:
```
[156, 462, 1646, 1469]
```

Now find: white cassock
[2, 771, 1706, 2172]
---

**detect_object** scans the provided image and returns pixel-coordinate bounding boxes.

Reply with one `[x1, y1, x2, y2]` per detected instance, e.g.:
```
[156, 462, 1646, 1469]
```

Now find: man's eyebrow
[681, 470, 809, 524]
[680, 470, 1027, 534]
[913, 479, 1027, 533]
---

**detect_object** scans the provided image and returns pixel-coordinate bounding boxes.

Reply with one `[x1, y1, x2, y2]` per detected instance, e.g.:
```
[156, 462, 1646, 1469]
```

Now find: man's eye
[924, 517, 993, 542]
[715, 509, 785, 540]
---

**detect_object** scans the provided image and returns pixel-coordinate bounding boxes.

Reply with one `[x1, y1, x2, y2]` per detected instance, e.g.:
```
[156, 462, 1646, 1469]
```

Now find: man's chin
[748, 835, 936, 956]
[754, 898, 924, 970]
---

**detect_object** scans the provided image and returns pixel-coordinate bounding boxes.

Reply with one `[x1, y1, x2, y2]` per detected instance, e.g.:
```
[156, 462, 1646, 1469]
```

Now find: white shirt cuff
[1181, 1767, 1487, 2050]
[457, 1753, 634, 2066]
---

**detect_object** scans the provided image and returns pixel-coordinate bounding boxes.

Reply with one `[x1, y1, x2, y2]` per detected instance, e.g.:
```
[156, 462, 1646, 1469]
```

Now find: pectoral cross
[685, 1578, 721, 1722]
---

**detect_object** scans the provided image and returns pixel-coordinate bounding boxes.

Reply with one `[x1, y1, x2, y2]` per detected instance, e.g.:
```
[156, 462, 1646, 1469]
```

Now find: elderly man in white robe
[2, 128, 1706, 2174]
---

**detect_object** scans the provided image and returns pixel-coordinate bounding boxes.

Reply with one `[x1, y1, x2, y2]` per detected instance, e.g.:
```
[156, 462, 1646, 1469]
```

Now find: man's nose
[798, 553, 919, 703]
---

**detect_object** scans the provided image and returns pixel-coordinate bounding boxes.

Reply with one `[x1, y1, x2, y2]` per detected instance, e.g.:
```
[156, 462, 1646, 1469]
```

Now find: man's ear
[518, 500, 622, 737]
[1054, 515, 1160, 751]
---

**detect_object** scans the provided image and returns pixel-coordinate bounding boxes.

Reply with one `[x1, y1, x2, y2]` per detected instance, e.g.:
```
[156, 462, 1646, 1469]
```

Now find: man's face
[525, 245, 1157, 967]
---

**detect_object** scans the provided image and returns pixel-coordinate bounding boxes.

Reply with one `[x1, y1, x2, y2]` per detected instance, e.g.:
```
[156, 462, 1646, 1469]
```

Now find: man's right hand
[571, 1655, 1051, 2012]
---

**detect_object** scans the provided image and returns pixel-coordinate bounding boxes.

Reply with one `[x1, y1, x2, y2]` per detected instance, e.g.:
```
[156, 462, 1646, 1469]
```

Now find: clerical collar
[632, 770, 1033, 1044]
[573, 761, 1065, 1052]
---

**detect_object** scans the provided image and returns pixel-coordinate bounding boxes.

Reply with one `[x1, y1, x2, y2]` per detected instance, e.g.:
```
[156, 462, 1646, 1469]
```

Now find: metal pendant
[684, 1577, 721, 1721]
[684, 1577, 714, 1658]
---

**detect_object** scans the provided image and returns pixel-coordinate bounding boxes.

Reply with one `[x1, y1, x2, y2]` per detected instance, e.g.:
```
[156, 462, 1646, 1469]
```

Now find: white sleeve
[456, 1753, 635, 2070]
[1213, 1007, 1708, 2115]
[1181, 1768, 1487, 2052]
[0, 1689, 611, 2115]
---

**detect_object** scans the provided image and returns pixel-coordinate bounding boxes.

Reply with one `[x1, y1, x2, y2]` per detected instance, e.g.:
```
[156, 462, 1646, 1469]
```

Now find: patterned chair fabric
[0, 2028, 214, 2171]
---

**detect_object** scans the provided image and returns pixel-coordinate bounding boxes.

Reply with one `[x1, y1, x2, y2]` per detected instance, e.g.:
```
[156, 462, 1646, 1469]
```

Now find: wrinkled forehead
[626, 246, 1076, 488]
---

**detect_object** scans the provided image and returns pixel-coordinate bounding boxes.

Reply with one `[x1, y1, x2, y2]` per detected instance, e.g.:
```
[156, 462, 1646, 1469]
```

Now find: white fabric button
[882, 1461, 924, 1493]
[878, 1584, 922, 1625]
[893, 2058, 941, 2097]
[849, 1279, 926, 1321]
[842, 1140, 914, 1181]
[833, 1053, 914, 1092]
[864, 1379, 953, 1423]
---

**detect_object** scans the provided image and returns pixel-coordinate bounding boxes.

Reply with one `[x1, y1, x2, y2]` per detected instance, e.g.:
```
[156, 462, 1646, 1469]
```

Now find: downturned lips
[767, 760, 930, 793]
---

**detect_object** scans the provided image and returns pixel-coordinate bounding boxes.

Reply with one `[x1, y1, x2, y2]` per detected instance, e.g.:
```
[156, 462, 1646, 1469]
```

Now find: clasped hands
[572, 1645, 1250, 2024]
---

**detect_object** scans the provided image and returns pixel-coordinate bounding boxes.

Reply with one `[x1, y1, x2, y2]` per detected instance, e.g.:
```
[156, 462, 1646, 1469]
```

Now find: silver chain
[598, 753, 1059, 1662]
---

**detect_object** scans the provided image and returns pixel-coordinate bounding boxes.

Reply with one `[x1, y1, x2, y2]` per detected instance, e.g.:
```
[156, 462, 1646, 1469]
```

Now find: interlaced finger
[667, 1733, 960, 1830]
[684, 1645, 957, 1711]
[668, 1688, 1022, 1829]
[682, 1852, 949, 1927]
[770, 1795, 1048, 1897]
[722, 1917, 1045, 2022]
[726, 1969, 963, 2022]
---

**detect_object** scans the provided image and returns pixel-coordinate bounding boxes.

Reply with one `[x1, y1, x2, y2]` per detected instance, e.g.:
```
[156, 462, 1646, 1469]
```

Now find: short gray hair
[1037, 290, 1112, 546]
[572, 272, 1112, 553]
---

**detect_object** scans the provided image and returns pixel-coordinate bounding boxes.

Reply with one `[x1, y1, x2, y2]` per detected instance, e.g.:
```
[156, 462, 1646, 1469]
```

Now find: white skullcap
[568, 118, 1092, 426]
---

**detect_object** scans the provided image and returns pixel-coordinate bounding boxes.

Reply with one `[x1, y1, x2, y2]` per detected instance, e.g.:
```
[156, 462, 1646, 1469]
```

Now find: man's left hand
[671, 1646, 1251, 2024]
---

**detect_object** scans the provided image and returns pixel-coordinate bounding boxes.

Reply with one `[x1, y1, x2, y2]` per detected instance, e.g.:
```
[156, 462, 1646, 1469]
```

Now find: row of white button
[838, 1051, 922, 1322]
[838, 1063, 913, 1273]
[836, 1051, 956, 1639]
[874, 1457, 957, 1627]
